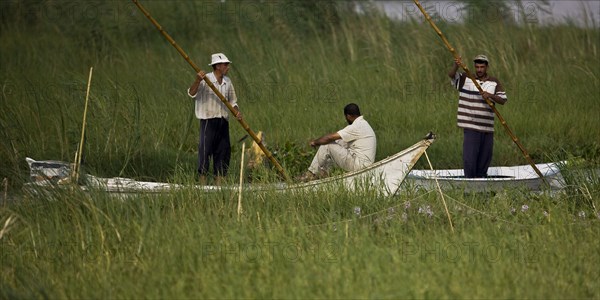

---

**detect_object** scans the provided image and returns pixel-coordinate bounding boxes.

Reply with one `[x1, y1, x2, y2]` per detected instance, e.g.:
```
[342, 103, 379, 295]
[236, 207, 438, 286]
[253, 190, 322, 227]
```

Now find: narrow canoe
[405, 161, 566, 192]
[26, 133, 437, 197]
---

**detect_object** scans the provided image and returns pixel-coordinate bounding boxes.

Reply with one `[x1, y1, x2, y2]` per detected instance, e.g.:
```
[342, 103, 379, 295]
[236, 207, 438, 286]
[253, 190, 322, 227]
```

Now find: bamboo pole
[73, 67, 93, 183]
[412, 0, 546, 180]
[132, 0, 289, 181]
[237, 143, 245, 221]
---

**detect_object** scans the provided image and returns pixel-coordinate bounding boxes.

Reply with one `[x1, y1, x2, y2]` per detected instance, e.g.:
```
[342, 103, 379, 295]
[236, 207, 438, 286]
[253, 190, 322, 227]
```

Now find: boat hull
[26, 135, 436, 197]
[405, 162, 566, 192]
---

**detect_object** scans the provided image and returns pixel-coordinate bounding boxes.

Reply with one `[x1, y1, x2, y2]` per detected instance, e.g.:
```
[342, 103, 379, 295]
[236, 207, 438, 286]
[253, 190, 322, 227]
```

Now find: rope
[424, 150, 454, 233]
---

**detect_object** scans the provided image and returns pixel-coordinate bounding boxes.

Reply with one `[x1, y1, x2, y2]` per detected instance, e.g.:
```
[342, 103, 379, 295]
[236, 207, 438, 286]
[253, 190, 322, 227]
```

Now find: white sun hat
[208, 53, 231, 66]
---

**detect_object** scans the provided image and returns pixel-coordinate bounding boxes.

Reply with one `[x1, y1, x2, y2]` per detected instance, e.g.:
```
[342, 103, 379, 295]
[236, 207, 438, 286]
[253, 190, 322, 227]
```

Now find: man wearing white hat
[188, 53, 241, 185]
[448, 54, 508, 178]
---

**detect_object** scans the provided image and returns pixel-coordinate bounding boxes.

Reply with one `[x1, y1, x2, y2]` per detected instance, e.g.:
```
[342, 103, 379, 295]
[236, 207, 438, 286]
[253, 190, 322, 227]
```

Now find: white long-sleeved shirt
[187, 72, 238, 120]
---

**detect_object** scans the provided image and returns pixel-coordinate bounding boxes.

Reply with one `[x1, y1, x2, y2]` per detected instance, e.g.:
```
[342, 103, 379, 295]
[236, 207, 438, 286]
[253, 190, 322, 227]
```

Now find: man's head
[209, 53, 231, 74]
[343, 103, 361, 124]
[473, 54, 489, 79]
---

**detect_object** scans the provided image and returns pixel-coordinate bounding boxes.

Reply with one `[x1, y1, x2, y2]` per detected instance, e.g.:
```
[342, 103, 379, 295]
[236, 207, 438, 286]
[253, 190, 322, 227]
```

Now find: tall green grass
[0, 1, 598, 184]
[1, 183, 599, 298]
[0, 3, 599, 297]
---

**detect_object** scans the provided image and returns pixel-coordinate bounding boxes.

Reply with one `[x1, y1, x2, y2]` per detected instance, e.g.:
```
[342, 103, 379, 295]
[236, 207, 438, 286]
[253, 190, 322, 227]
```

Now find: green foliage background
[1, 0, 598, 183]
[0, 1, 599, 299]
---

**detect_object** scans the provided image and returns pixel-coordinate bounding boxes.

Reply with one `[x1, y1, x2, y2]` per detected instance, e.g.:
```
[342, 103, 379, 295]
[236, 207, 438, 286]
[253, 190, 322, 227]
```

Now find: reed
[1, 1, 598, 183]
[2, 181, 599, 298]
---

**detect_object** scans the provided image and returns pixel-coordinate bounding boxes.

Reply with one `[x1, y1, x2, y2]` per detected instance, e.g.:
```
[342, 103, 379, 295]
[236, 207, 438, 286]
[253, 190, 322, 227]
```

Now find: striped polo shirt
[451, 73, 507, 132]
[188, 72, 238, 120]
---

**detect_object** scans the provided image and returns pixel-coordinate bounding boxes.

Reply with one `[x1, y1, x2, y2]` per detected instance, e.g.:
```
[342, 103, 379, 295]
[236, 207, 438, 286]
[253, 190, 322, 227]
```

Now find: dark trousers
[198, 118, 231, 176]
[463, 128, 494, 178]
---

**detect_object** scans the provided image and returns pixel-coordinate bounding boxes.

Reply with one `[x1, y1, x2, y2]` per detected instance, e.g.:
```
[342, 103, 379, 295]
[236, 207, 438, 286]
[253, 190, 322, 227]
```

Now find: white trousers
[308, 141, 365, 174]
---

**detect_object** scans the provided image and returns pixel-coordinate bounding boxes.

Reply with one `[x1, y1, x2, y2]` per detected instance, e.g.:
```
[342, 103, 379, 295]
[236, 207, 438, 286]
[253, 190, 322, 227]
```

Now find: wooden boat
[404, 161, 566, 192]
[25, 133, 436, 197]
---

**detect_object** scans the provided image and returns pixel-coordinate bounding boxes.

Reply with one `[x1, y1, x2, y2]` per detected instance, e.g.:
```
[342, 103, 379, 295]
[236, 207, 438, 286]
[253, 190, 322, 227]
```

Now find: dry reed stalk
[0, 215, 16, 240]
[238, 143, 246, 221]
[73, 67, 94, 183]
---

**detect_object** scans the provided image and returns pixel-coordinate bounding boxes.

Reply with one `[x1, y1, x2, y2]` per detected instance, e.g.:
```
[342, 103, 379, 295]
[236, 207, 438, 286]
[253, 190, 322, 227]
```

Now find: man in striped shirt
[448, 54, 508, 178]
[188, 53, 242, 185]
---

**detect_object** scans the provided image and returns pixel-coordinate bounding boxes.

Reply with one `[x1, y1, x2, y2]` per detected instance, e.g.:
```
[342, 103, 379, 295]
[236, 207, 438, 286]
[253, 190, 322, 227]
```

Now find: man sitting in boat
[298, 103, 377, 182]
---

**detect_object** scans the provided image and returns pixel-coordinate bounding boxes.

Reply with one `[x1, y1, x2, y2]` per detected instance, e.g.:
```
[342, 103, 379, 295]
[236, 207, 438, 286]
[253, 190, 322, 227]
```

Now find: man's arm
[233, 105, 242, 120]
[188, 71, 205, 97]
[448, 56, 461, 79]
[310, 132, 341, 147]
[480, 91, 507, 105]
[481, 80, 507, 105]
[228, 83, 241, 120]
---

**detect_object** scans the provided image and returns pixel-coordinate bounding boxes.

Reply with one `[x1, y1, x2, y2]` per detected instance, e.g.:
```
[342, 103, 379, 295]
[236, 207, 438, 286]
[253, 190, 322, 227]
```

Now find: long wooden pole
[132, 0, 289, 181]
[412, 0, 545, 180]
[73, 67, 93, 183]
[237, 143, 245, 221]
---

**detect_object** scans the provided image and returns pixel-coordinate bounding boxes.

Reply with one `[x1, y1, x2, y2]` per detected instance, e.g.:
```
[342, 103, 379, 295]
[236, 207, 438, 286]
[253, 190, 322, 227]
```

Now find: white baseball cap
[209, 53, 231, 66]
